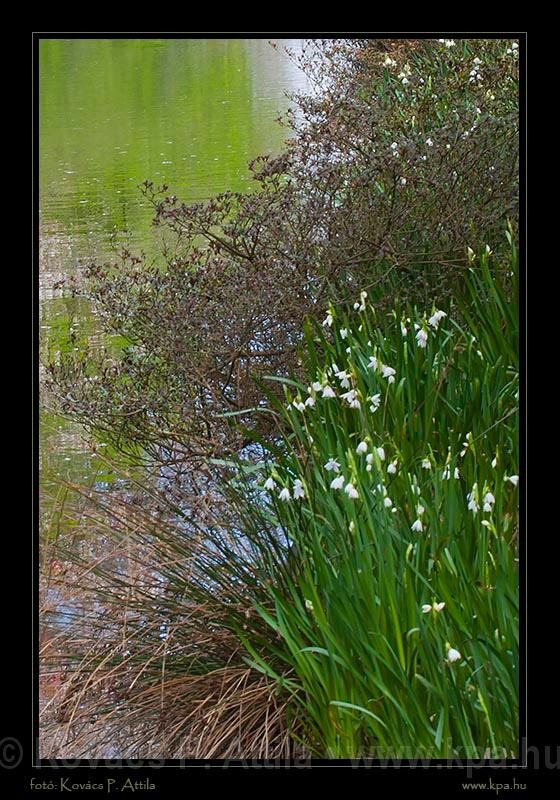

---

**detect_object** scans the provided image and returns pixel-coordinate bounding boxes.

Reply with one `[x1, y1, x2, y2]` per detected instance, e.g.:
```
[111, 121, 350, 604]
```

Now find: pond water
[39, 37, 308, 492]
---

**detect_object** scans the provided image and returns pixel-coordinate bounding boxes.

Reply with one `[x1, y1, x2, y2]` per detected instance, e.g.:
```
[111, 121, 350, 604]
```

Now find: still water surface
[39, 38, 307, 491]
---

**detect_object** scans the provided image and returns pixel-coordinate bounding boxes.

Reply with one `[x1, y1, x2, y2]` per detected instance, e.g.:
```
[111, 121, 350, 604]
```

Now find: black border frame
[20, 31, 534, 792]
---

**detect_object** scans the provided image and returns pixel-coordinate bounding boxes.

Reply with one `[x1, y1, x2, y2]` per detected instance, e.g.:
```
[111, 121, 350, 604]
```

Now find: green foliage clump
[234, 241, 519, 758]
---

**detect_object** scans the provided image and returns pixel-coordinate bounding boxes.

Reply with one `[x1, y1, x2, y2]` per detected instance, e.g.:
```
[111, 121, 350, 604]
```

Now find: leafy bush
[46, 38, 519, 471]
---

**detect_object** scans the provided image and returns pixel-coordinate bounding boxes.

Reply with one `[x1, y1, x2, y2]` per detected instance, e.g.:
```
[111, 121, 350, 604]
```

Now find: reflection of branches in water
[39, 453, 299, 758]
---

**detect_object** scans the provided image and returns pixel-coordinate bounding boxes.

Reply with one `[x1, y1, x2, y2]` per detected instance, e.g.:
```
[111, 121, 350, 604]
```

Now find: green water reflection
[39, 37, 306, 490]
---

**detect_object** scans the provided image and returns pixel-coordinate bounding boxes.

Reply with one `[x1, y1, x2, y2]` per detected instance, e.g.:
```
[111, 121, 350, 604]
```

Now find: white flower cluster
[408, 309, 448, 352]
[446, 646, 461, 664]
[369, 393, 381, 414]
[371, 480, 397, 512]
[329, 472, 359, 499]
[335, 368, 351, 389]
[416, 328, 428, 348]
[460, 432, 473, 457]
[411, 501, 425, 532]
[322, 438, 400, 513]
[442, 464, 460, 480]
[398, 63, 412, 85]
[281, 299, 515, 553]
[482, 490, 495, 514]
[422, 601, 445, 614]
[353, 290, 368, 312]
[467, 483, 479, 514]
[292, 392, 316, 412]
[369, 355, 397, 385]
[264, 475, 306, 502]
[469, 58, 483, 84]
[341, 388, 361, 409]
[428, 309, 447, 329]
